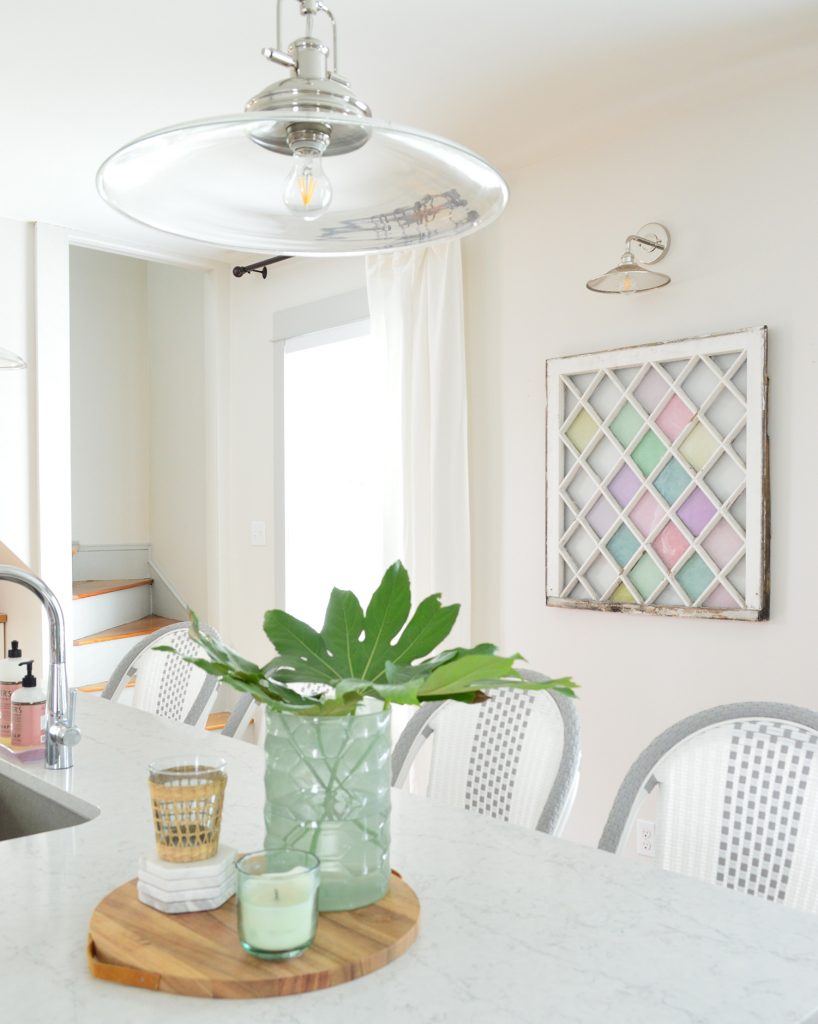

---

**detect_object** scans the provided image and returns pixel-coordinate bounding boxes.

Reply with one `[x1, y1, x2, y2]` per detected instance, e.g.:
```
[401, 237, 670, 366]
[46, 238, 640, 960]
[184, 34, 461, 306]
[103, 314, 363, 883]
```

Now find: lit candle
[236, 852, 320, 959]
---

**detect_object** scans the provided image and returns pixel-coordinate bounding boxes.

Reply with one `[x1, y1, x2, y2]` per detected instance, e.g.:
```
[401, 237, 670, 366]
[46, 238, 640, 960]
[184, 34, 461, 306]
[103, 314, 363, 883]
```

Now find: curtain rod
[232, 255, 294, 279]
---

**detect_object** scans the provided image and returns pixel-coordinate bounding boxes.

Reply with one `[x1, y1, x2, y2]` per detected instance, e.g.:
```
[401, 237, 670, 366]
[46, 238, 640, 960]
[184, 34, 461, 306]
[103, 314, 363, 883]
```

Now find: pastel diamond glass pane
[569, 581, 592, 600]
[661, 359, 690, 381]
[629, 492, 663, 538]
[615, 366, 639, 388]
[654, 458, 691, 505]
[631, 430, 666, 477]
[585, 556, 617, 596]
[565, 525, 595, 567]
[703, 518, 743, 569]
[732, 427, 747, 463]
[610, 582, 636, 603]
[569, 372, 595, 395]
[610, 403, 643, 448]
[587, 436, 618, 479]
[707, 390, 744, 438]
[566, 465, 596, 509]
[682, 361, 718, 406]
[677, 487, 717, 536]
[729, 491, 747, 530]
[656, 584, 685, 607]
[608, 464, 640, 508]
[728, 556, 746, 597]
[705, 453, 743, 504]
[713, 352, 741, 373]
[676, 553, 715, 602]
[565, 408, 597, 453]
[653, 521, 689, 569]
[655, 394, 694, 443]
[634, 367, 668, 414]
[703, 583, 740, 610]
[588, 377, 619, 420]
[587, 496, 617, 538]
[629, 554, 664, 601]
[607, 524, 640, 568]
[679, 421, 719, 472]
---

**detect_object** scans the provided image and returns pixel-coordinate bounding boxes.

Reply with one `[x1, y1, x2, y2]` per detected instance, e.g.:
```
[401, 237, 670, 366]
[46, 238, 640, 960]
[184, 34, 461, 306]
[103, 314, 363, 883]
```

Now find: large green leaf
[358, 562, 413, 677]
[418, 653, 520, 696]
[263, 609, 339, 682]
[320, 588, 366, 676]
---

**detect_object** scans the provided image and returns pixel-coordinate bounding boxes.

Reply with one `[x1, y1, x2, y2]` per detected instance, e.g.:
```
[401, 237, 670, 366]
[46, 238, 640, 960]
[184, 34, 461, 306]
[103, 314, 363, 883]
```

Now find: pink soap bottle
[0, 641, 24, 739]
[11, 661, 46, 748]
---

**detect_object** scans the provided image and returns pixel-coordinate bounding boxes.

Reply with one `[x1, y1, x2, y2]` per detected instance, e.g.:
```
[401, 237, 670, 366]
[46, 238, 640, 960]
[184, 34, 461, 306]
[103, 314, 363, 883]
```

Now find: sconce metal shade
[0, 347, 26, 369]
[586, 251, 670, 294]
[587, 222, 671, 295]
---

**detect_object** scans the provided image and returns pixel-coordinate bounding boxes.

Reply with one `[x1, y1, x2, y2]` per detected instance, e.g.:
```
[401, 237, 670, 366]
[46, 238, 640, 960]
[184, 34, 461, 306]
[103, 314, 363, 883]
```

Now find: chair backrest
[599, 702, 818, 913]
[391, 672, 581, 835]
[101, 622, 220, 728]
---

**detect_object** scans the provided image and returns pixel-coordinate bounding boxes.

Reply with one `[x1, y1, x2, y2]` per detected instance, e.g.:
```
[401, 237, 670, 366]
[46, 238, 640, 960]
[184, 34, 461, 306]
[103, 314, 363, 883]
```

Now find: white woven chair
[102, 621, 233, 731]
[391, 672, 581, 835]
[599, 702, 818, 913]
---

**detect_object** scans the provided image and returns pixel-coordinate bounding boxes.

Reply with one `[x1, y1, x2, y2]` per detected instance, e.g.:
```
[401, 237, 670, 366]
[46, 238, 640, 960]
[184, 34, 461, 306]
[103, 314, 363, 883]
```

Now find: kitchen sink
[0, 763, 99, 840]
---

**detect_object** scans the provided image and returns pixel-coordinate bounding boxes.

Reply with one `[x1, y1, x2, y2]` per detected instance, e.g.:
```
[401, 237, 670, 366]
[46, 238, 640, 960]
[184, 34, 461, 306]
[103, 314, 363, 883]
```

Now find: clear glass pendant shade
[0, 347, 26, 369]
[97, 111, 508, 255]
[586, 252, 670, 294]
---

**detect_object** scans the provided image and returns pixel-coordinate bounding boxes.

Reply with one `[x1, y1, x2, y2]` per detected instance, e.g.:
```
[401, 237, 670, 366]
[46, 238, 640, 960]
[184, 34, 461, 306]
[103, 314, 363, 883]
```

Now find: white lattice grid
[545, 329, 766, 616]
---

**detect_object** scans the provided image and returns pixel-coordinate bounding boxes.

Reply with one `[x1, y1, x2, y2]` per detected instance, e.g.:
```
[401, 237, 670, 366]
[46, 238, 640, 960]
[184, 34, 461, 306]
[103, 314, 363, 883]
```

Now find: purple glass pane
[677, 487, 717, 536]
[608, 464, 640, 508]
[587, 496, 617, 538]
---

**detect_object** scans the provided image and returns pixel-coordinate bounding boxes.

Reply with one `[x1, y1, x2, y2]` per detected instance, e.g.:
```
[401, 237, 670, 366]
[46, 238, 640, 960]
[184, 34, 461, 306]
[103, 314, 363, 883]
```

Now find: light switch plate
[250, 520, 267, 546]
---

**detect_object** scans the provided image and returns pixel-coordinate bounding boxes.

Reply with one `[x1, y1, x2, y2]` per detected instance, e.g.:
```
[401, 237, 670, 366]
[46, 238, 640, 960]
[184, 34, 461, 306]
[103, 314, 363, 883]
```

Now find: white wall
[69, 247, 149, 545]
[462, 48, 818, 846]
[146, 262, 208, 614]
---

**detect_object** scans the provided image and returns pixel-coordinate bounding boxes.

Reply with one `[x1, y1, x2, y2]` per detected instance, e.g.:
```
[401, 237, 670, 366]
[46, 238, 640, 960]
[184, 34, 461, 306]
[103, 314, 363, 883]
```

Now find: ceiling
[2, 0, 816, 259]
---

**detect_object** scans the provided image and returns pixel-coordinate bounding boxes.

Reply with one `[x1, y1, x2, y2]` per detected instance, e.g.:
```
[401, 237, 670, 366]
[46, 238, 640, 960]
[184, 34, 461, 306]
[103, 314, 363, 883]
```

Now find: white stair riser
[74, 635, 152, 688]
[73, 546, 150, 581]
[73, 586, 152, 639]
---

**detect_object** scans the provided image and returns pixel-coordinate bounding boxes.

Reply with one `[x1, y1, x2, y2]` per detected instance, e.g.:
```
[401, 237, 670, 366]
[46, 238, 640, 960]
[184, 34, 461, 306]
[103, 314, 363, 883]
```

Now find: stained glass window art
[545, 327, 769, 621]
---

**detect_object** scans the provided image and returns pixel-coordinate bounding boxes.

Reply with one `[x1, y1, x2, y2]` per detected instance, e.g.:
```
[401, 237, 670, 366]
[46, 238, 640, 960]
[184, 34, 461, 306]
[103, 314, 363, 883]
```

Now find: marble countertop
[4, 694, 818, 1024]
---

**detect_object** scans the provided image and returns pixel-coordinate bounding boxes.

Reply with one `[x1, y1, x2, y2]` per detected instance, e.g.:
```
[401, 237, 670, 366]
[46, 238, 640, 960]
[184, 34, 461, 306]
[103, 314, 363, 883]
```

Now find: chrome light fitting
[97, 0, 508, 256]
[587, 223, 670, 294]
[0, 348, 25, 369]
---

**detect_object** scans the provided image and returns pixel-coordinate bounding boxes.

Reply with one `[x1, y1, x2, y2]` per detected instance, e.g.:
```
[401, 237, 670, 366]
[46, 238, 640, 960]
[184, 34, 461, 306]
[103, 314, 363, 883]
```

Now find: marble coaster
[136, 883, 234, 915]
[138, 845, 236, 891]
[137, 876, 236, 904]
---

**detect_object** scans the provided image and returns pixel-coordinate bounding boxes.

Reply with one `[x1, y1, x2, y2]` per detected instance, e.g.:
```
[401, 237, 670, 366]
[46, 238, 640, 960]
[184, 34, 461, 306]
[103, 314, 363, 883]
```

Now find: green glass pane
[610, 403, 643, 448]
[610, 582, 636, 603]
[676, 552, 715, 602]
[679, 421, 720, 472]
[607, 524, 640, 568]
[631, 430, 666, 477]
[565, 408, 597, 454]
[629, 553, 665, 601]
[654, 458, 691, 505]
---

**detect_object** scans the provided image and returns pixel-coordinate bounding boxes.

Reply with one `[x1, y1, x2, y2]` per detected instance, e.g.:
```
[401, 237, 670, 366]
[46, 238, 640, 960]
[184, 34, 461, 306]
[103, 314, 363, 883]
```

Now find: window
[283, 320, 389, 627]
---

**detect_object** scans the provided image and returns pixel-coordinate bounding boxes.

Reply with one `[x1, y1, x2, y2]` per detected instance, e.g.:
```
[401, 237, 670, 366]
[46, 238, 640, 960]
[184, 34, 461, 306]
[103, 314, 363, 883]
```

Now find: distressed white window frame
[545, 326, 769, 622]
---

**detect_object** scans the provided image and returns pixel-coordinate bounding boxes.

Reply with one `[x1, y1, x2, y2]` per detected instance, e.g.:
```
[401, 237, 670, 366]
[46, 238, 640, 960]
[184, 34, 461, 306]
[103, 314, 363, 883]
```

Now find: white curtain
[366, 240, 472, 647]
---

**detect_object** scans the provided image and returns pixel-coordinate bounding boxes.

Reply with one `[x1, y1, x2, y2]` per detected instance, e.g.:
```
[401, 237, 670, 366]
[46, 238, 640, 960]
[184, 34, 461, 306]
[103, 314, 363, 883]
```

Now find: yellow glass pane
[679, 421, 720, 472]
[565, 408, 597, 454]
[610, 582, 636, 603]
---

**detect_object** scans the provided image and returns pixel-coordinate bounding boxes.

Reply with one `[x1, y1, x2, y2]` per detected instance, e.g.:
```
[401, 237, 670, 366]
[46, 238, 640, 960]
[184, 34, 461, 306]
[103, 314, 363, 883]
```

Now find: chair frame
[102, 621, 222, 729]
[391, 671, 581, 834]
[599, 701, 818, 854]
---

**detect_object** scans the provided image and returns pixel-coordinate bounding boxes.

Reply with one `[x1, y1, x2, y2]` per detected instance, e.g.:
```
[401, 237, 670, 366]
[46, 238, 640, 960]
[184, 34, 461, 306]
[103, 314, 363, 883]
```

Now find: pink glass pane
[655, 394, 695, 443]
[608, 464, 640, 508]
[702, 518, 743, 569]
[634, 367, 668, 414]
[587, 496, 616, 538]
[703, 583, 739, 609]
[653, 521, 689, 569]
[629, 492, 663, 538]
[677, 487, 717, 536]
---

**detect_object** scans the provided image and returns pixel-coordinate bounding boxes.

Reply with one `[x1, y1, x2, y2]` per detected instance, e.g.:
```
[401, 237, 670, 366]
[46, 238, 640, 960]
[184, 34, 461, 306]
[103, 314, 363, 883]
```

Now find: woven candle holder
[148, 757, 227, 862]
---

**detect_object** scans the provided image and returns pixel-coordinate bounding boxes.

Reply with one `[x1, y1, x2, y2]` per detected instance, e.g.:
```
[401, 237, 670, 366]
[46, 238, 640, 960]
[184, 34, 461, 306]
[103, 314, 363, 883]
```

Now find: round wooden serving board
[88, 871, 420, 998]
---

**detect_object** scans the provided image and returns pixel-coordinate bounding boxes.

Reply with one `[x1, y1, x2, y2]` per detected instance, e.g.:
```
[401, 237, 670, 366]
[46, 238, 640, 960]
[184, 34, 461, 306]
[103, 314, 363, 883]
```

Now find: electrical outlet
[636, 819, 656, 857]
[250, 520, 267, 546]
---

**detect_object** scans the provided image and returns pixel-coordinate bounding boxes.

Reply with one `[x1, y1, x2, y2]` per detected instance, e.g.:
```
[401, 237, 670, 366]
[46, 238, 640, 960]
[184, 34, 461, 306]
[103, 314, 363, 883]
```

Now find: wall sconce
[0, 348, 25, 369]
[587, 223, 670, 294]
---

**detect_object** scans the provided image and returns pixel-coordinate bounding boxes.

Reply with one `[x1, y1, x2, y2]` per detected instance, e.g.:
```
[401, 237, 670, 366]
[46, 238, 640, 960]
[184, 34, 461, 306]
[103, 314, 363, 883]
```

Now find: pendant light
[0, 348, 25, 369]
[97, 0, 508, 256]
[587, 224, 670, 294]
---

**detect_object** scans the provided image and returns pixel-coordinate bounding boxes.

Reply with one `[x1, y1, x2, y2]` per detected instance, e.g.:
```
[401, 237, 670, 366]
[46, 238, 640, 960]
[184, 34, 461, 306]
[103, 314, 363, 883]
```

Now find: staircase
[72, 577, 179, 689]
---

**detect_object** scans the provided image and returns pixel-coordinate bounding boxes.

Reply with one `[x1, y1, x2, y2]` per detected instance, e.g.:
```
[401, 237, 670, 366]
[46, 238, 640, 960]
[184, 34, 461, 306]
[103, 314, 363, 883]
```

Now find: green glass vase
[264, 699, 391, 911]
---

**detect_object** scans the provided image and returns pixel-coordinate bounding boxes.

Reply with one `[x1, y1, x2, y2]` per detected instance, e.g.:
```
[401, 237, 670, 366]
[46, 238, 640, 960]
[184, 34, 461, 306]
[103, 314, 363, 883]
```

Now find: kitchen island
[3, 693, 818, 1024]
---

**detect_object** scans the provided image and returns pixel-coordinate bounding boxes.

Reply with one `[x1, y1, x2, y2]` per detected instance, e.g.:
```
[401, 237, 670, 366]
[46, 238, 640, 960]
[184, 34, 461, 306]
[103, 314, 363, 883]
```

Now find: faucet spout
[0, 565, 79, 769]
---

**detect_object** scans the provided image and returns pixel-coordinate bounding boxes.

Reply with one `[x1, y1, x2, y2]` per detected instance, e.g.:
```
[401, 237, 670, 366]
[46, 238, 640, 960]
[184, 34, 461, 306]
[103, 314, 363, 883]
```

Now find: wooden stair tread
[75, 615, 179, 647]
[73, 578, 153, 601]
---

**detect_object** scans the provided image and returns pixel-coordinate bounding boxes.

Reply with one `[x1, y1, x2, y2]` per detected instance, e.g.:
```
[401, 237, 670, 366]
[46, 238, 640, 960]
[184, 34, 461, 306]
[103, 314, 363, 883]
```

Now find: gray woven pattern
[155, 630, 203, 721]
[464, 689, 535, 821]
[719, 719, 816, 902]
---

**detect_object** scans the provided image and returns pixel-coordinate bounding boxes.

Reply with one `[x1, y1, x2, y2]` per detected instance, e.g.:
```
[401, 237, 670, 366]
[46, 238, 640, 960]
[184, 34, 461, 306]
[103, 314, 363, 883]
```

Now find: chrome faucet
[0, 565, 80, 769]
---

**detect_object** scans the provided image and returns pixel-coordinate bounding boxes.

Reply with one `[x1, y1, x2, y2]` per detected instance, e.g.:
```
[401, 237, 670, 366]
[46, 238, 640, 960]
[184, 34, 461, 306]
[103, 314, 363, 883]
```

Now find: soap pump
[0, 640, 24, 739]
[11, 661, 46, 748]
